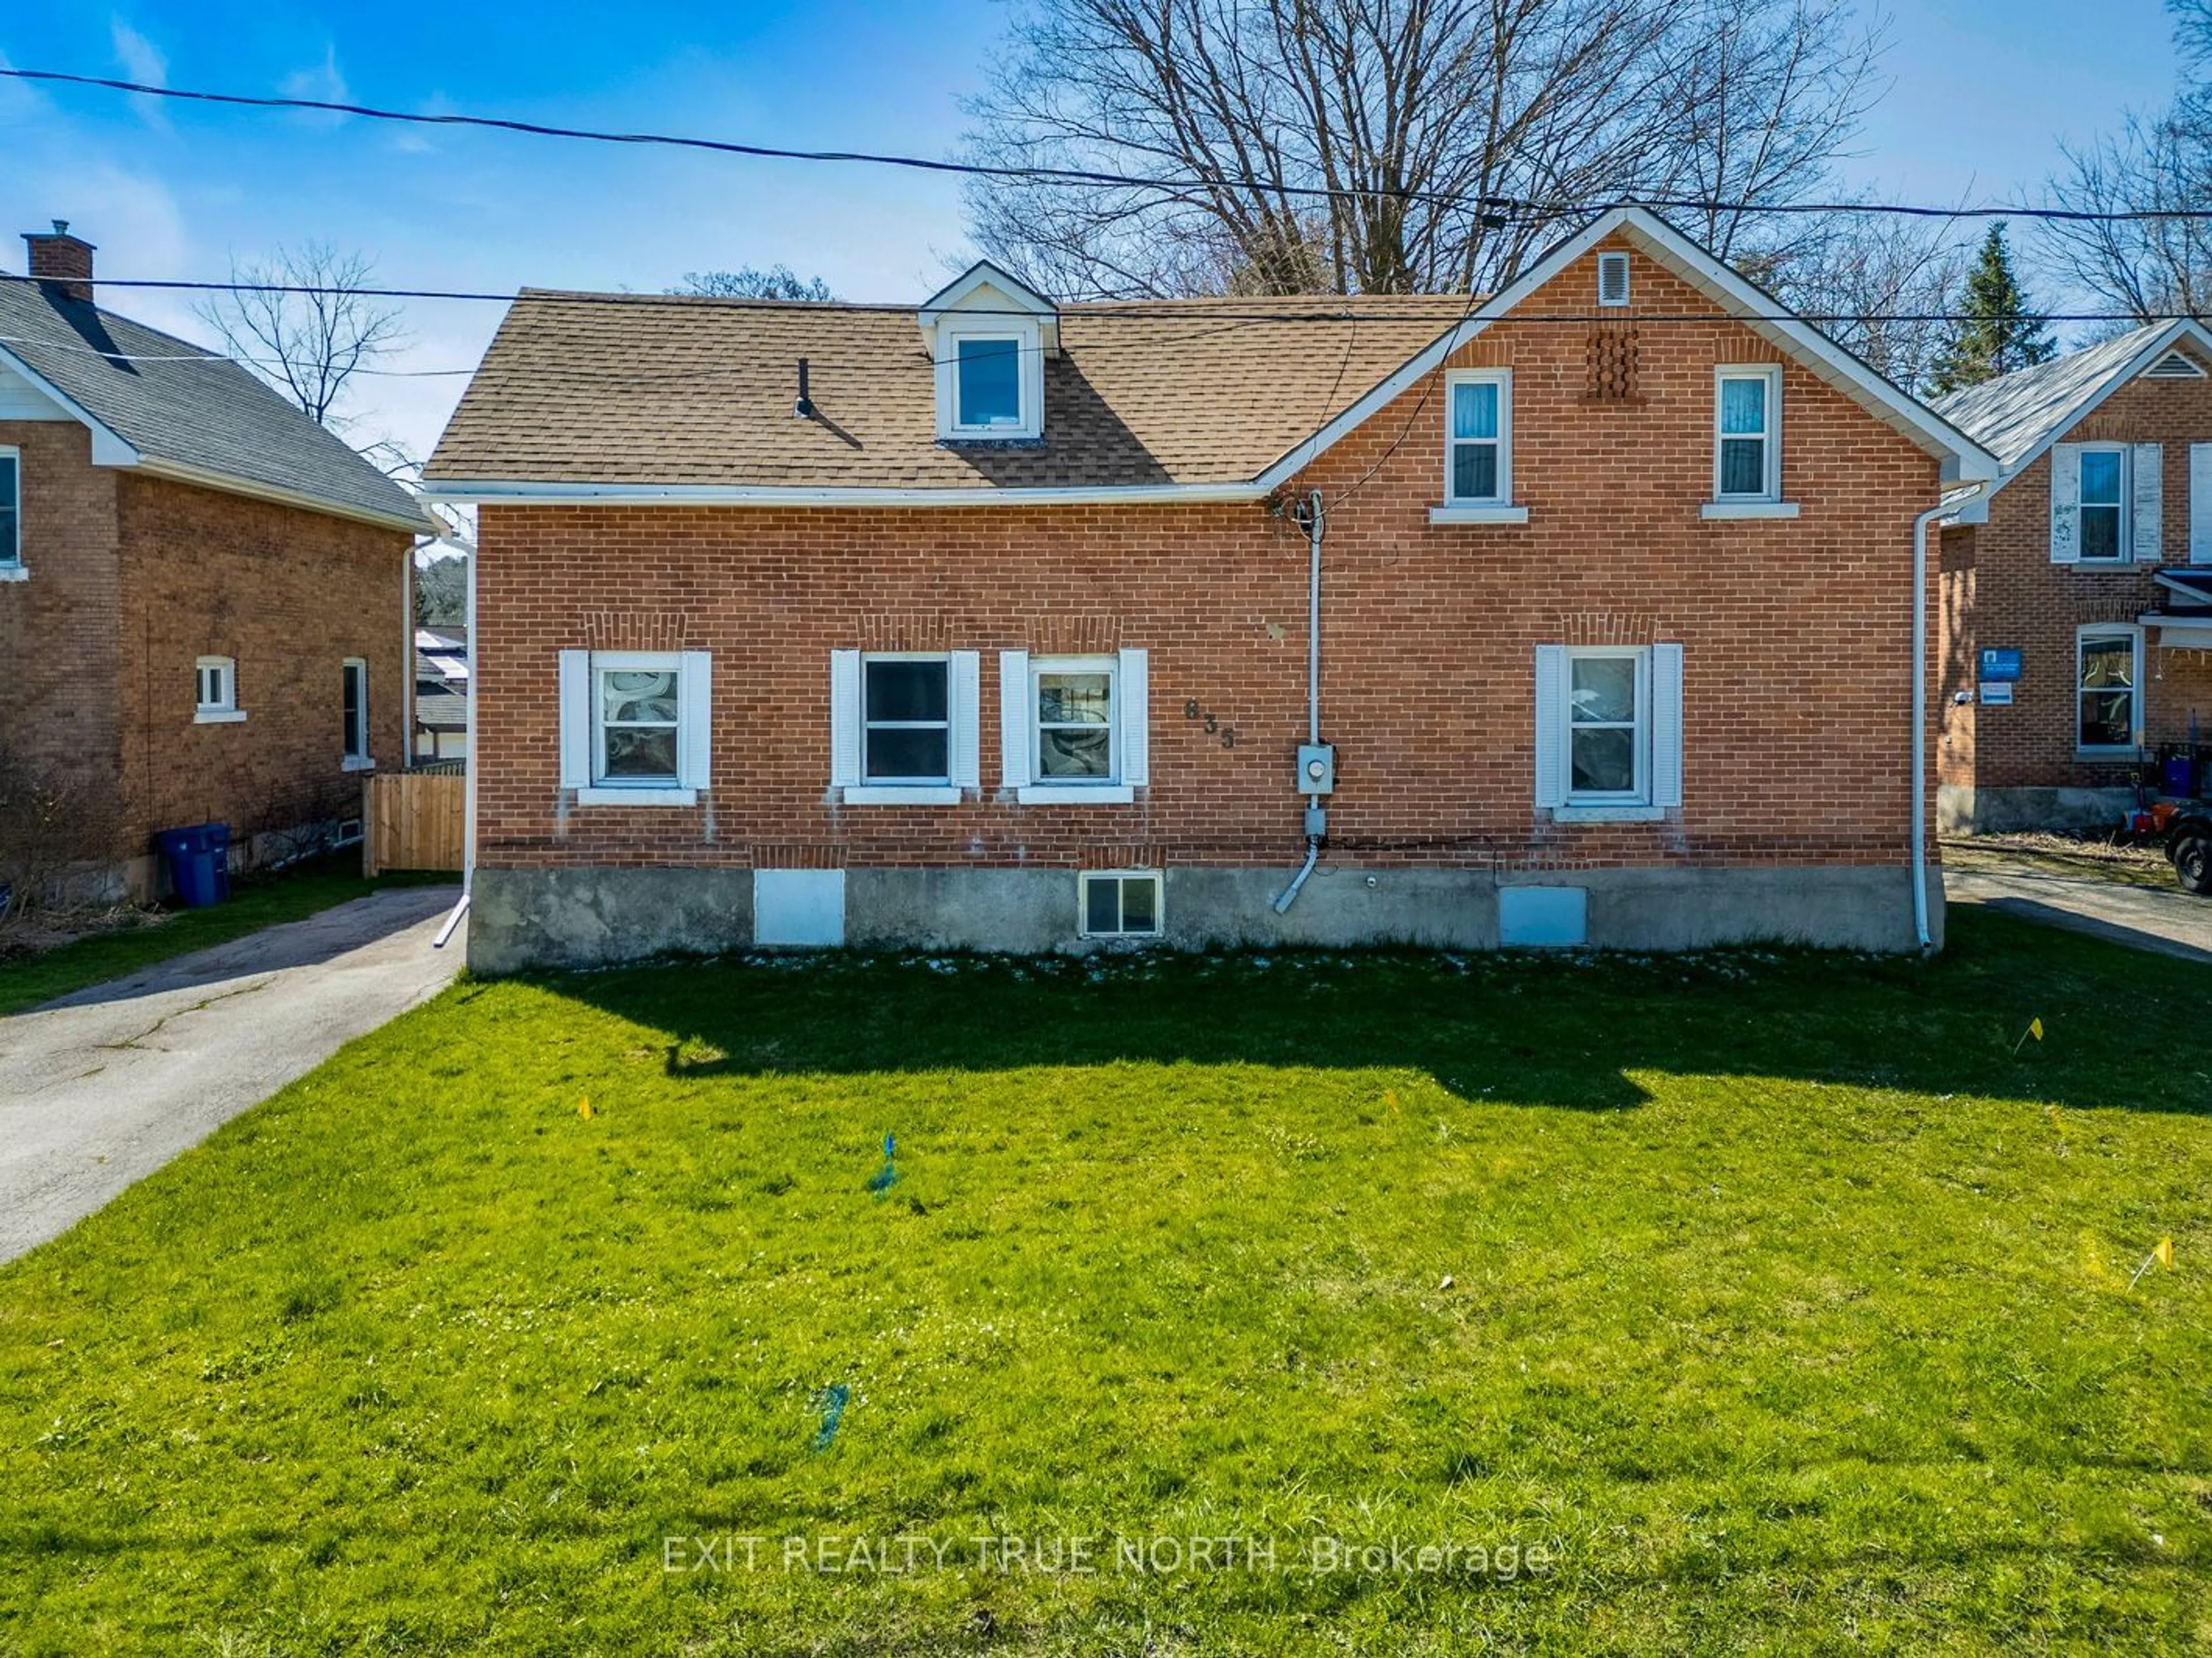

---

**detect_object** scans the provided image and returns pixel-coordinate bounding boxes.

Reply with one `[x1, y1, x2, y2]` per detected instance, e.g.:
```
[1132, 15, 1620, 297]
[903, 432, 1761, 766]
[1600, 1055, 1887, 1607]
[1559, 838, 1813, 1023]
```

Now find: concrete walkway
[0, 886, 463, 1263]
[1946, 867, 2212, 965]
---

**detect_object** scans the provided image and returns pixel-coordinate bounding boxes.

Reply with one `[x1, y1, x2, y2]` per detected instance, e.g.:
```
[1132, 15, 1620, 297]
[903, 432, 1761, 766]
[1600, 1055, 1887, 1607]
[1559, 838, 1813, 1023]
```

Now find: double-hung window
[1714, 366, 1782, 503]
[1534, 642, 1684, 821]
[1445, 371, 1511, 505]
[194, 655, 243, 723]
[1034, 658, 1116, 783]
[863, 656, 953, 784]
[829, 651, 979, 804]
[1566, 648, 1647, 803]
[2076, 628, 2142, 752]
[0, 446, 20, 575]
[342, 658, 372, 769]
[2075, 446, 2128, 563]
[557, 649, 711, 806]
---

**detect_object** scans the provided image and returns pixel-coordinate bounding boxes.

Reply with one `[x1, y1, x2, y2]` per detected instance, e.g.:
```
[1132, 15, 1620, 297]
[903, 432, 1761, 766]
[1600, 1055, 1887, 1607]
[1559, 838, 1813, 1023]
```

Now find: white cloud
[109, 17, 172, 131]
[279, 44, 351, 126]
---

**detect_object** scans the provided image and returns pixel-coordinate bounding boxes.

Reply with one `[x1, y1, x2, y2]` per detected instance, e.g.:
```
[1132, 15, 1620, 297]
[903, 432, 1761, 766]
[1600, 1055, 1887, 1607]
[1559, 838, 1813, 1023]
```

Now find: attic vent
[2145, 349, 2208, 380]
[1596, 251, 1630, 307]
[1584, 327, 1641, 403]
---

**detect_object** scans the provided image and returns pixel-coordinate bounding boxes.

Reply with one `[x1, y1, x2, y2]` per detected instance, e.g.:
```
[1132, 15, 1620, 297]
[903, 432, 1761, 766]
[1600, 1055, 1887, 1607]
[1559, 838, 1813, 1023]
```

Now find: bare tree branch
[192, 242, 406, 429]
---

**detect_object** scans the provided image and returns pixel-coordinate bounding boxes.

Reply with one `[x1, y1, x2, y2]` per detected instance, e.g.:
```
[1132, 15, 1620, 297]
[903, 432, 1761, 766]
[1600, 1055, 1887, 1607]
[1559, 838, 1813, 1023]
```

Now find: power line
[1, 272, 2200, 327]
[7, 63, 2212, 226]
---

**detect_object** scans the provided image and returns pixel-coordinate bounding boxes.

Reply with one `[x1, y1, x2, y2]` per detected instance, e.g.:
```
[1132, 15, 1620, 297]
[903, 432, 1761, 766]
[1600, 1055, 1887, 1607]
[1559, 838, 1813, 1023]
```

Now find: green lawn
[2, 912, 2208, 1654]
[0, 853, 449, 1017]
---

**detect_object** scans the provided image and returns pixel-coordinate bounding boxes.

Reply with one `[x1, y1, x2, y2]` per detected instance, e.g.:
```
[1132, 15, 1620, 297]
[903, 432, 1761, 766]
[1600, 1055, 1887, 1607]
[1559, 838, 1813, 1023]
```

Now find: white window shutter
[998, 650, 1032, 790]
[2192, 443, 2212, 564]
[829, 650, 862, 789]
[2050, 442, 2081, 563]
[949, 650, 982, 789]
[558, 648, 590, 789]
[2133, 442, 2164, 561]
[1652, 642, 1684, 810]
[1118, 647, 1150, 786]
[678, 650, 713, 792]
[1533, 644, 1569, 810]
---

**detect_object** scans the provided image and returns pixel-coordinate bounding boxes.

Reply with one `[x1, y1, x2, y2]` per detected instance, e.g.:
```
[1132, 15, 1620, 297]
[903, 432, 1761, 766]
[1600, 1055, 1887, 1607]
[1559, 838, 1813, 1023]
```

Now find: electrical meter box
[1296, 743, 1336, 795]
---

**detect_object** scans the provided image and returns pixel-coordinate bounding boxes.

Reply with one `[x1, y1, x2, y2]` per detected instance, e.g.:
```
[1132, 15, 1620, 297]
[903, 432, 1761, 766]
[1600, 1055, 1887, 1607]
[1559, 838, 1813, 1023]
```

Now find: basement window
[1080, 870, 1162, 939]
[194, 655, 245, 724]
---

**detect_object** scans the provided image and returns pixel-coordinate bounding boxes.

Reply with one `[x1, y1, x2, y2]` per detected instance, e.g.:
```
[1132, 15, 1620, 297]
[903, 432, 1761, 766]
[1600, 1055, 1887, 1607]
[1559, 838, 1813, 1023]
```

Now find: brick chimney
[23, 221, 96, 305]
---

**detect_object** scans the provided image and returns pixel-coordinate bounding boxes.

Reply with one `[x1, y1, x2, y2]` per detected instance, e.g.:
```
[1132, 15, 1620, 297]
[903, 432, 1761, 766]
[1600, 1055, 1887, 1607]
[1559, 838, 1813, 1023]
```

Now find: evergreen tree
[1929, 225, 2056, 394]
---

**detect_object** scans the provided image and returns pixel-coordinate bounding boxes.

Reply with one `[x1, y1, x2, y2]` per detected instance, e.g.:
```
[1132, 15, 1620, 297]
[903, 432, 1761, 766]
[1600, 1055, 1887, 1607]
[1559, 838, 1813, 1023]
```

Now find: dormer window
[921, 260, 1058, 444]
[954, 335, 1024, 430]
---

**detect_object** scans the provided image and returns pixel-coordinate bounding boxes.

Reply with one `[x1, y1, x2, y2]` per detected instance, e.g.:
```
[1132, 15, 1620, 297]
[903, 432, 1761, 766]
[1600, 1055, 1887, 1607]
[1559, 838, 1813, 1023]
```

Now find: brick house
[1934, 320, 2212, 831]
[425, 207, 1998, 970]
[0, 224, 434, 900]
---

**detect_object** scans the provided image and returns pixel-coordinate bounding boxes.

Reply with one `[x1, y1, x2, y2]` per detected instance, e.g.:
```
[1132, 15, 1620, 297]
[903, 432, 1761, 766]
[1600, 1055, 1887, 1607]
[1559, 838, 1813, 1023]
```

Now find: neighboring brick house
[0, 224, 434, 900]
[1934, 320, 2212, 831]
[425, 207, 1998, 969]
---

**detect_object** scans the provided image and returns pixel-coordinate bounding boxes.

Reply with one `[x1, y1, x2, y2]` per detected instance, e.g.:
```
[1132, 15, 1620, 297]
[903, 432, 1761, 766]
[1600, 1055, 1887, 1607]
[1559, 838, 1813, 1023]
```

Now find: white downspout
[1911, 483, 1986, 951]
[432, 537, 476, 950]
[1273, 490, 1327, 914]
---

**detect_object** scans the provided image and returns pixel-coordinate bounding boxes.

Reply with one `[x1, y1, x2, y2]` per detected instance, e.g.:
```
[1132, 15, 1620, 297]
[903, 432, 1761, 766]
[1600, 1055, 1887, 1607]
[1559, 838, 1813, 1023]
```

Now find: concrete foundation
[470, 866, 755, 974]
[468, 860, 1937, 972]
[1939, 784, 2135, 834]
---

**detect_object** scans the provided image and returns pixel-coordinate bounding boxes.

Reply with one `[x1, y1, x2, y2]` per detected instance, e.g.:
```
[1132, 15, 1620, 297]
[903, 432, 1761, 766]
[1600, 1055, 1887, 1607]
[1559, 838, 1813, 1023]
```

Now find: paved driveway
[0, 886, 463, 1263]
[1946, 867, 2212, 965]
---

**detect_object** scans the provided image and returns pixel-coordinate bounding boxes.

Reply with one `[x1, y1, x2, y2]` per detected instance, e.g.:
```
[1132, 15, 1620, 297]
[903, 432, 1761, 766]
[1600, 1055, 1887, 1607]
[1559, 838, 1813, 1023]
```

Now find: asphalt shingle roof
[426, 290, 1483, 490]
[1934, 324, 2171, 470]
[0, 276, 432, 532]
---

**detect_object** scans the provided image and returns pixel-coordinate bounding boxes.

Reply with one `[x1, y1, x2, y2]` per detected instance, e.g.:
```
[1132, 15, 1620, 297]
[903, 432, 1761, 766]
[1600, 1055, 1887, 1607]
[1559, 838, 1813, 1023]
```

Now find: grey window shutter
[1118, 647, 1149, 786]
[2192, 443, 2212, 564]
[829, 650, 862, 789]
[999, 650, 1032, 790]
[678, 651, 712, 792]
[558, 649, 590, 789]
[949, 650, 982, 789]
[2133, 443, 2164, 561]
[1533, 644, 1569, 809]
[1652, 643, 1684, 809]
[2050, 442, 2081, 564]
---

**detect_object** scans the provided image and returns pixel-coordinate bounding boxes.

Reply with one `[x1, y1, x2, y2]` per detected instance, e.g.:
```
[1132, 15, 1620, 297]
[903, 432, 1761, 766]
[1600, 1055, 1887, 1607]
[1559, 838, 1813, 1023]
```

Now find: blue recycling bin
[154, 822, 232, 908]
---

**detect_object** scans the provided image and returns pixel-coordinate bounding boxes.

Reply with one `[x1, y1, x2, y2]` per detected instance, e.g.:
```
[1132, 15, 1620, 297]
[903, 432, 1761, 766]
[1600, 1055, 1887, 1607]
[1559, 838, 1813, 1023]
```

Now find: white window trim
[1078, 869, 1165, 939]
[1018, 654, 1131, 804]
[0, 443, 21, 573]
[2074, 625, 2144, 755]
[1712, 365, 1783, 506]
[1442, 369, 1512, 507]
[568, 648, 706, 807]
[194, 655, 244, 724]
[341, 656, 373, 771]
[937, 321, 1043, 442]
[2073, 443, 2131, 563]
[1564, 645, 1652, 810]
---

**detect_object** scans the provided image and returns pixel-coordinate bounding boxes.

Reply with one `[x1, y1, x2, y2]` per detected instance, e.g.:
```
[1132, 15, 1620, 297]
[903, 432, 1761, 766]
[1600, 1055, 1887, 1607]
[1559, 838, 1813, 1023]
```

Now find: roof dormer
[919, 260, 1058, 443]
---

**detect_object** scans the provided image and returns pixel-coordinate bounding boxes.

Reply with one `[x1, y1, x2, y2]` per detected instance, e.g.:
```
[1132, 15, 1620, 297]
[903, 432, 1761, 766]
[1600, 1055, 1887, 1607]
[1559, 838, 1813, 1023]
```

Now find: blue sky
[0, 1, 2184, 462]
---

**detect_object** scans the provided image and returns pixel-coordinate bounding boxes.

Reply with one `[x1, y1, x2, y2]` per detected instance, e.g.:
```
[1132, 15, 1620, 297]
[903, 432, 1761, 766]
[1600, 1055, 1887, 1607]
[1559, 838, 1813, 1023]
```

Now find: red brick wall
[1938, 355, 2212, 794]
[0, 421, 124, 849]
[474, 242, 1953, 877]
[112, 475, 410, 851]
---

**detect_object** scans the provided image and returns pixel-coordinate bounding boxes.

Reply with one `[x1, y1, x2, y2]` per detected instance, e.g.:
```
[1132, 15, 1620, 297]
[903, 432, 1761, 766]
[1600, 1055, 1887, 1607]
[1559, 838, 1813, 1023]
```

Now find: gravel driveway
[0, 886, 463, 1263]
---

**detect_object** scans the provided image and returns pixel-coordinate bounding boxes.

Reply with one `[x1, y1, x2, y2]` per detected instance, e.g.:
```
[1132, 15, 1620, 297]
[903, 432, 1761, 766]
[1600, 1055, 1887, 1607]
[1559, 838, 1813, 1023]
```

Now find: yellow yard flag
[2156, 1237, 2175, 1269]
[578, 1097, 596, 1120]
[2013, 1017, 2047, 1056]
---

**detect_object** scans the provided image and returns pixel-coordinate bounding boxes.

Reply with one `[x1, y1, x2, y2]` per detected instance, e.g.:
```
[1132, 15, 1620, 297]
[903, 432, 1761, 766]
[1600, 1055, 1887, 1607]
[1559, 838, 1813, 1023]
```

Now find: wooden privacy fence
[363, 771, 465, 875]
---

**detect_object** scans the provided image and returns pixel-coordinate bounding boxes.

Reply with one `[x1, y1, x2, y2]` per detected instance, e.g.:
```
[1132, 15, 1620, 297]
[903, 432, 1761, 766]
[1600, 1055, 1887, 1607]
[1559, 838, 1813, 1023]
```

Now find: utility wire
[6, 64, 2212, 226]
